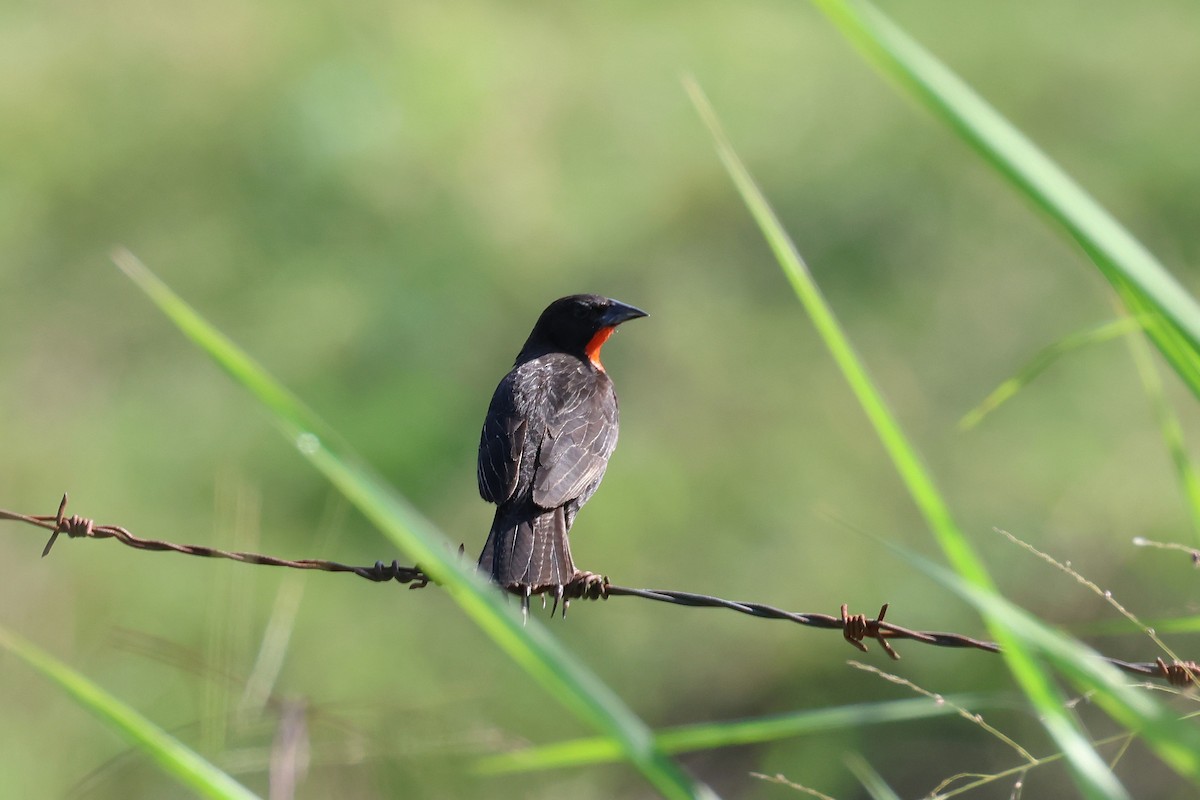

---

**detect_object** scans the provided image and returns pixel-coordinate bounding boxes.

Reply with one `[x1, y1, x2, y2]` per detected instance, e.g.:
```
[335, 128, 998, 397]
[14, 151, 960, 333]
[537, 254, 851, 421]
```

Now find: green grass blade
[810, 0, 1200, 400]
[476, 694, 992, 773]
[1116, 283, 1200, 400]
[1123, 310, 1200, 544]
[882, 541, 1200, 780]
[959, 316, 1144, 431]
[686, 77, 977, 588]
[0, 624, 259, 800]
[1080, 615, 1200, 637]
[685, 79, 1129, 799]
[846, 754, 902, 800]
[961, 307, 1200, 542]
[111, 249, 710, 800]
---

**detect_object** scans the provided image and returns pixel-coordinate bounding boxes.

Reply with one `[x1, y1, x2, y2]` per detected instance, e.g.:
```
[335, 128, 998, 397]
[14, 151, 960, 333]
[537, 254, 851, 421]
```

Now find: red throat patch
[585, 326, 615, 370]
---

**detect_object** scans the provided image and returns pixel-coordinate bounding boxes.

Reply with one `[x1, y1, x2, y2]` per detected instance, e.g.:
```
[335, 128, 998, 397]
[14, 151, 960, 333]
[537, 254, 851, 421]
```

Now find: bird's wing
[477, 374, 526, 504]
[532, 378, 618, 509]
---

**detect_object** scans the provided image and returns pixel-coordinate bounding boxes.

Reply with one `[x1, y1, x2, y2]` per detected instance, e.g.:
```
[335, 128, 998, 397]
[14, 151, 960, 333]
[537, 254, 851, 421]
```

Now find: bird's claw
[521, 585, 532, 626]
[550, 583, 565, 618]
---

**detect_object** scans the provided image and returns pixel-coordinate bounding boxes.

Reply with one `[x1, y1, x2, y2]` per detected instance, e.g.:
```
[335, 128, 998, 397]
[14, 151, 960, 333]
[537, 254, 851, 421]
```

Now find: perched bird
[477, 294, 647, 614]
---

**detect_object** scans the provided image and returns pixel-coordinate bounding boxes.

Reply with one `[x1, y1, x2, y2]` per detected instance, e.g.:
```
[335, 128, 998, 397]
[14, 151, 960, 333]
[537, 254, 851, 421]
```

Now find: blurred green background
[3, 1, 1199, 797]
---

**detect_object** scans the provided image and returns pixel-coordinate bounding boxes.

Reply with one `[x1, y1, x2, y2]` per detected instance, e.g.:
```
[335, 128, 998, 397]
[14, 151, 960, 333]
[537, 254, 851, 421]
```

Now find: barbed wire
[3, 494, 1197, 688]
[2, 494, 433, 587]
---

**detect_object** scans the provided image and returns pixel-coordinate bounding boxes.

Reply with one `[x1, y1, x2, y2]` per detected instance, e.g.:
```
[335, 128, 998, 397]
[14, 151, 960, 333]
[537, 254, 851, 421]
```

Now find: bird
[476, 294, 647, 617]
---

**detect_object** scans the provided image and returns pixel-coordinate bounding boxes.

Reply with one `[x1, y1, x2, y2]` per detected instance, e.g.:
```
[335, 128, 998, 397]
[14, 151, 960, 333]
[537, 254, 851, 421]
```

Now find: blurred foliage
[2, 1, 1199, 798]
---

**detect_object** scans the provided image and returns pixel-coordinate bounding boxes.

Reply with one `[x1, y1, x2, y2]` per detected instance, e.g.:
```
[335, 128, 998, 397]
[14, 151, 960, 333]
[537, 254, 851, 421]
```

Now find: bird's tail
[478, 505, 575, 591]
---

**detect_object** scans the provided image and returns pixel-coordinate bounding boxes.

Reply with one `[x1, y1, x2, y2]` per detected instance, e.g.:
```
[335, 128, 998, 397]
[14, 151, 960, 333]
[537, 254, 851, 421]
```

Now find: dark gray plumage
[476, 295, 645, 599]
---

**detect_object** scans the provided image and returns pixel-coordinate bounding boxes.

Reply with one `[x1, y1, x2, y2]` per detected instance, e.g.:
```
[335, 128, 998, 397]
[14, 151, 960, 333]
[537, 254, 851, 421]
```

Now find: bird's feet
[508, 571, 609, 623]
[535, 571, 609, 619]
[566, 570, 609, 602]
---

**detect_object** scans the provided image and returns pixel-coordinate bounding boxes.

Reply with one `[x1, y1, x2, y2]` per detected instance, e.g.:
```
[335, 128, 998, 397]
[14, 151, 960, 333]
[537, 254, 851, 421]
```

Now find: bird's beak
[601, 301, 648, 327]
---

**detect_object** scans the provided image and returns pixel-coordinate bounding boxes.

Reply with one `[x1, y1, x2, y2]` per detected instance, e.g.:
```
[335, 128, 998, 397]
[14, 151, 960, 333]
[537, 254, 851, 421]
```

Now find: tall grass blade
[846, 753, 902, 800]
[959, 316, 1144, 431]
[0, 624, 259, 800]
[112, 249, 710, 800]
[1123, 310, 1200, 544]
[809, 0, 1200, 400]
[477, 695, 989, 773]
[961, 309, 1200, 543]
[1082, 615, 1200, 637]
[685, 78, 1129, 799]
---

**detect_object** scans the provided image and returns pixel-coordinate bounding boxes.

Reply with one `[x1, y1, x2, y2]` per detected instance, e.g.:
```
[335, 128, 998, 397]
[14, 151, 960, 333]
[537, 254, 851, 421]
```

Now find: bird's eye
[572, 305, 589, 319]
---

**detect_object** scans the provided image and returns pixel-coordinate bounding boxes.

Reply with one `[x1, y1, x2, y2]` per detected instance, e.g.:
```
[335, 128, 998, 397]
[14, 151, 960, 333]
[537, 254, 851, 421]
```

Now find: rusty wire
[3, 494, 1197, 687]
[2, 494, 433, 587]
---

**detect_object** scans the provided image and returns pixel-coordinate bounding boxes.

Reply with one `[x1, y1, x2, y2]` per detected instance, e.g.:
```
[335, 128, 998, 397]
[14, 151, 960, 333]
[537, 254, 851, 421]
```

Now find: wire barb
[40, 493, 95, 557]
[841, 603, 899, 659]
[1155, 657, 1199, 687]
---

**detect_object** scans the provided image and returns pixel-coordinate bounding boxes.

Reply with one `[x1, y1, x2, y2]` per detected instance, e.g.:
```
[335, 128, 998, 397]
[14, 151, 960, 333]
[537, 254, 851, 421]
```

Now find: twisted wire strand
[2, 494, 432, 587]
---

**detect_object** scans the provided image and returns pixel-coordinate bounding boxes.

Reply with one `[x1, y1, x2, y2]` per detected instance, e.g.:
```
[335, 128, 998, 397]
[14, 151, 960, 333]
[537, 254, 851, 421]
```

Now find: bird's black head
[518, 294, 647, 365]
